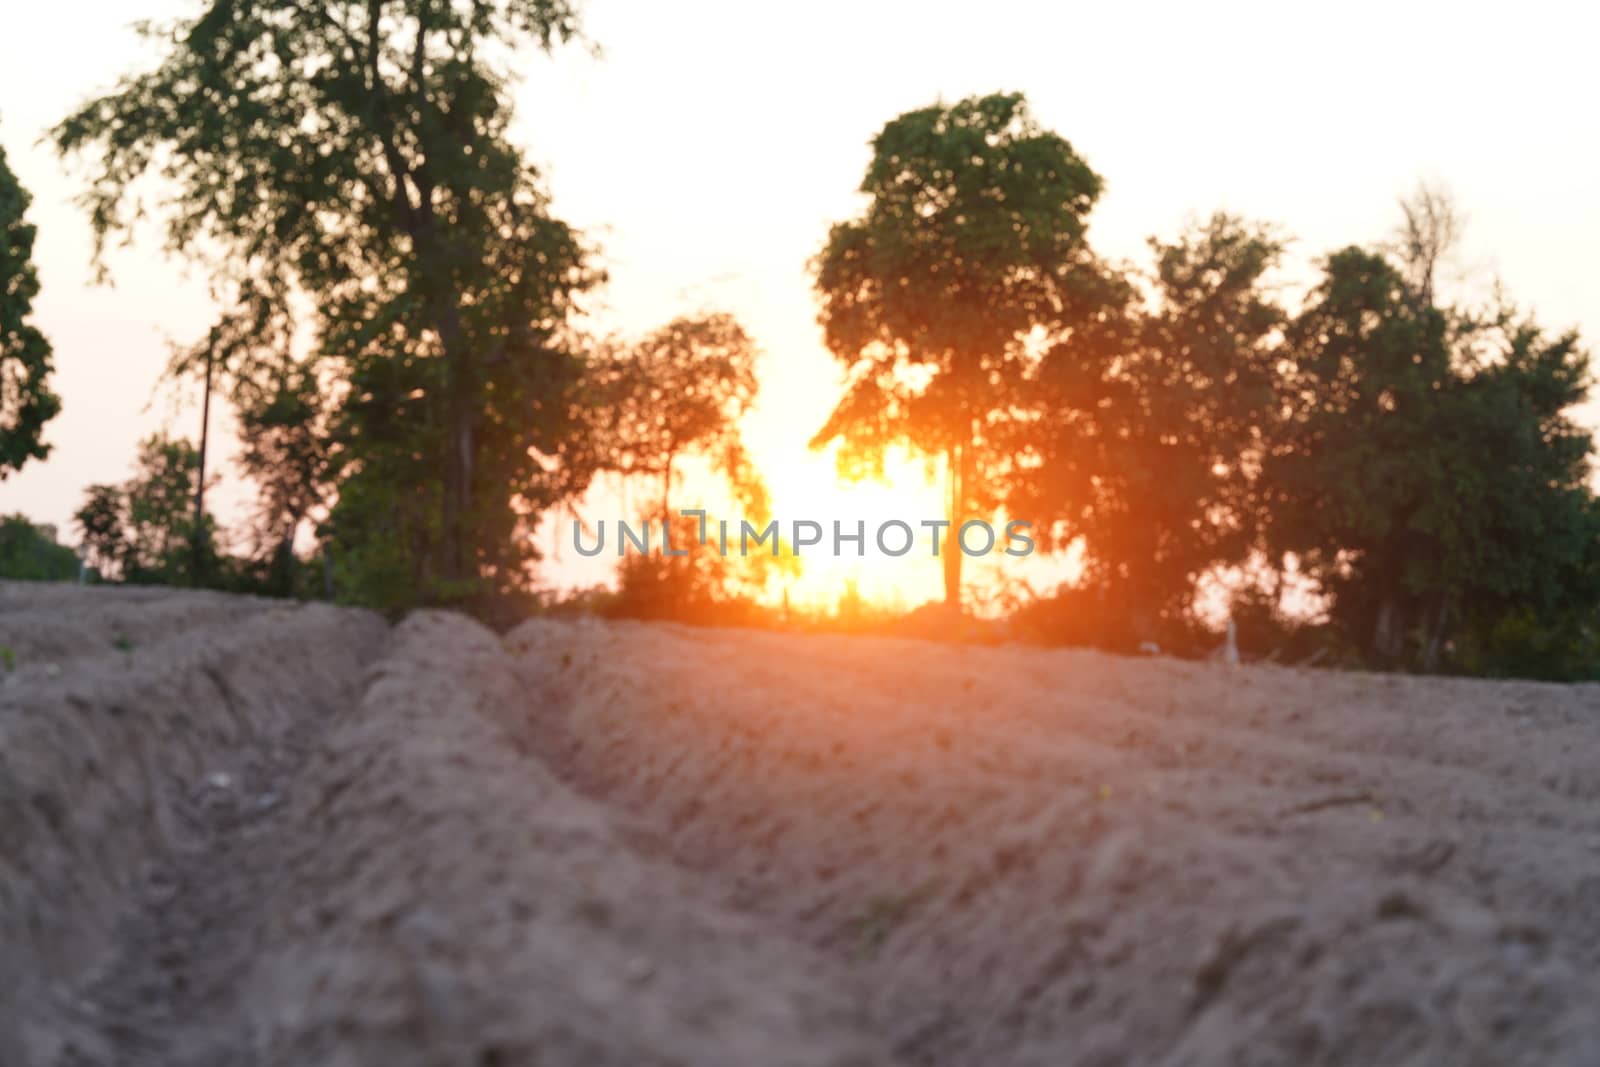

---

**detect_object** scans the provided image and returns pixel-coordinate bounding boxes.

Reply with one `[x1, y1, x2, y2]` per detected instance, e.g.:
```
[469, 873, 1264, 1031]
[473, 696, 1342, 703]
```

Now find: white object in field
[1220, 619, 1240, 666]
[1137, 641, 1161, 656]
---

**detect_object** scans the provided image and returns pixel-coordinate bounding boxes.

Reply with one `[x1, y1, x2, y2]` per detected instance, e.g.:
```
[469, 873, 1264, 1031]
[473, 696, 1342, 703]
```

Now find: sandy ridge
[6, 584, 1600, 1065]
[0, 586, 890, 1066]
[504, 617, 1600, 1066]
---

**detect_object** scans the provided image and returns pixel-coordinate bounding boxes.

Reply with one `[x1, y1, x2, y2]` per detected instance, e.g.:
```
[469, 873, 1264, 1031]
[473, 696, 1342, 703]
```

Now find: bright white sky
[2, 0, 1597, 609]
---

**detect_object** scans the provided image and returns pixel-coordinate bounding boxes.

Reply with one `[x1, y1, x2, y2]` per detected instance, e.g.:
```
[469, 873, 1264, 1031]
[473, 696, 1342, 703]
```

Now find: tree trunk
[1373, 593, 1405, 664]
[439, 307, 474, 590]
[192, 333, 215, 587]
[271, 532, 296, 597]
[441, 397, 470, 585]
[661, 451, 675, 528]
[942, 436, 967, 608]
[1421, 599, 1450, 672]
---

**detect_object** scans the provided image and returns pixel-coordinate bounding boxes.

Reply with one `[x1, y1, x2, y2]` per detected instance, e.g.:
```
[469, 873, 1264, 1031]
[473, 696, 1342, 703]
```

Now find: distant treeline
[0, 3, 1594, 680]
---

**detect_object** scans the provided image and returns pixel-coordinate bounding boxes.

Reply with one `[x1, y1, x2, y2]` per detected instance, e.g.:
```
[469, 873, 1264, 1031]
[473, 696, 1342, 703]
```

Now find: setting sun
[752, 443, 947, 612]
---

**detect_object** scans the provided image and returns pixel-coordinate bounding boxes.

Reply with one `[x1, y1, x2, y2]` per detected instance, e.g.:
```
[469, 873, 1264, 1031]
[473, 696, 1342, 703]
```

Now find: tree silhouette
[1390, 181, 1462, 310]
[586, 313, 792, 618]
[233, 356, 338, 595]
[1264, 235, 1596, 667]
[54, 0, 596, 606]
[1015, 214, 1286, 645]
[73, 484, 126, 579]
[590, 313, 765, 524]
[811, 93, 1105, 607]
[0, 138, 60, 479]
[73, 436, 221, 585]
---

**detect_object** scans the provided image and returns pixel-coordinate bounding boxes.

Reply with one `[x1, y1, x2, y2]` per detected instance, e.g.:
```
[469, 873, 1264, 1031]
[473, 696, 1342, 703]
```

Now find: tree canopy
[74, 435, 220, 585]
[233, 355, 338, 594]
[583, 312, 793, 620]
[54, 0, 597, 609]
[0, 138, 60, 478]
[589, 313, 765, 521]
[1014, 214, 1287, 645]
[1264, 243, 1597, 668]
[811, 92, 1107, 606]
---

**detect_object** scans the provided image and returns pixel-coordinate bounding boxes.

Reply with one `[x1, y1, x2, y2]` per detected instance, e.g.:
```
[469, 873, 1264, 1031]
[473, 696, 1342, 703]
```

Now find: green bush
[0, 514, 78, 581]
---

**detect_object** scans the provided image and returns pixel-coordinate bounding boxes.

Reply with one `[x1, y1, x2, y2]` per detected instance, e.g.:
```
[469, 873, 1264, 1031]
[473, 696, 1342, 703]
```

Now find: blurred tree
[0, 139, 60, 478]
[0, 515, 78, 581]
[1014, 214, 1286, 645]
[590, 313, 765, 523]
[124, 437, 216, 583]
[1390, 180, 1462, 311]
[72, 435, 222, 585]
[1263, 236, 1597, 668]
[1450, 590, 1600, 682]
[585, 313, 799, 615]
[54, 0, 598, 609]
[811, 93, 1107, 607]
[74, 484, 126, 579]
[233, 356, 338, 596]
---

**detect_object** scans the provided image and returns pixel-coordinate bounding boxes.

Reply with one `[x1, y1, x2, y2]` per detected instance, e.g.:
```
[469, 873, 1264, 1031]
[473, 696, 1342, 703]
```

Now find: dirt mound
[8, 583, 1600, 1065]
[0, 585, 386, 1063]
[0, 586, 889, 1066]
[505, 618, 1600, 1066]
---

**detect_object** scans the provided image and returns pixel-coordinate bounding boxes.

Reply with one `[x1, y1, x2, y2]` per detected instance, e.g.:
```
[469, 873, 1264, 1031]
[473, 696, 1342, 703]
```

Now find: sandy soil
[4, 582, 1599, 1065]
[502, 622, 1600, 1066]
